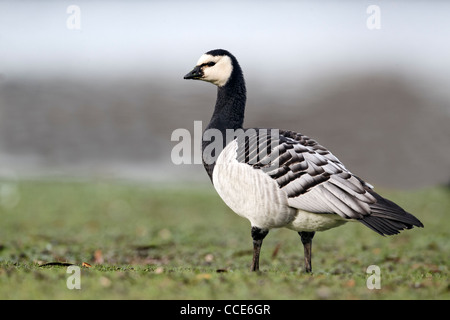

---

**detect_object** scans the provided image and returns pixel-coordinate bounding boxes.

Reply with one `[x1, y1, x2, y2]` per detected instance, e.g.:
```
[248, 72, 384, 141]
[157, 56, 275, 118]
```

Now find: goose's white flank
[184, 49, 423, 273]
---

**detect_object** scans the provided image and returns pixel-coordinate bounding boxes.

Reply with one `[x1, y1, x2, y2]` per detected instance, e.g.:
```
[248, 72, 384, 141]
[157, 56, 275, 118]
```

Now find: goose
[183, 49, 423, 273]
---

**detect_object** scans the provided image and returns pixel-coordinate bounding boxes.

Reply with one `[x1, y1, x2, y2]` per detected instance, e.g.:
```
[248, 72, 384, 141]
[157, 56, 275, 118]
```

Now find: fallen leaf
[196, 273, 212, 280]
[344, 279, 355, 288]
[271, 243, 282, 259]
[82, 262, 92, 268]
[204, 253, 214, 263]
[94, 249, 104, 264]
[154, 267, 164, 274]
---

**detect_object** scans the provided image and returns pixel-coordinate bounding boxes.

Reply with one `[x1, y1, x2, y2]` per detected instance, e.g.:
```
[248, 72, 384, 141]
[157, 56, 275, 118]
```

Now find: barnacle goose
[184, 49, 423, 273]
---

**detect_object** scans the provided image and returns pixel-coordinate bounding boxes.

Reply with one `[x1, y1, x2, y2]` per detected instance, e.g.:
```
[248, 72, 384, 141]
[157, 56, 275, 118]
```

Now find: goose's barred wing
[236, 129, 375, 219]
[234, 128, 423, 235]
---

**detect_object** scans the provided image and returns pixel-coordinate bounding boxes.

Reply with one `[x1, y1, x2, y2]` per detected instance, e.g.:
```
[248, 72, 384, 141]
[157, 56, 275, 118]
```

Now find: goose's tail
[359, 190, 424, 236]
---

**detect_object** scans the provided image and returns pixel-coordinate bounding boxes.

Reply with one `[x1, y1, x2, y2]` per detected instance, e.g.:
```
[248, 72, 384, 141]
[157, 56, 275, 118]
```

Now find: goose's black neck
[206, 66, 246, 133]
[202, 57, 246, 179]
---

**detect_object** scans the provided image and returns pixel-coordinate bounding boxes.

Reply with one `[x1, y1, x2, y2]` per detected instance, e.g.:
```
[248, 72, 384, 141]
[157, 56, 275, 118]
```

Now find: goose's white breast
[212, 140, 296, 229]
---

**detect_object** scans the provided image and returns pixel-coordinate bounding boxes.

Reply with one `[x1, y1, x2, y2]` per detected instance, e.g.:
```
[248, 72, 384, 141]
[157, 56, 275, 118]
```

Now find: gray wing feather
[235, 129, 376, 219]
[232, 128, 423, 234]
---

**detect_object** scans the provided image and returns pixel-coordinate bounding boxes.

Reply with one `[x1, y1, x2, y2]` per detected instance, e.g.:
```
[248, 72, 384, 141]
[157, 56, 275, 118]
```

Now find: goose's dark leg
[298, 231, 315, 273]
[251, 226, 269, 272]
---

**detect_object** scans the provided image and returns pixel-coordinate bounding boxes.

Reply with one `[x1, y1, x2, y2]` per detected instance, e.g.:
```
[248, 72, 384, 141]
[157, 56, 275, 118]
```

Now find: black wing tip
[359, 214, 423, 236]
[360, 191, 424, 236]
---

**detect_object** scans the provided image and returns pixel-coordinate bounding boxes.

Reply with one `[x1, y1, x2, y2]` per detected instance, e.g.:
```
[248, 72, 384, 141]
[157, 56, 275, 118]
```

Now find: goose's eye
[206, 61, 216, 67]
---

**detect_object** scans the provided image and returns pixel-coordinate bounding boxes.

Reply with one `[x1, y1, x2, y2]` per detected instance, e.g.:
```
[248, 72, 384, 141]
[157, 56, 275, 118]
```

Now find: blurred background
[0, 0, 449, 189]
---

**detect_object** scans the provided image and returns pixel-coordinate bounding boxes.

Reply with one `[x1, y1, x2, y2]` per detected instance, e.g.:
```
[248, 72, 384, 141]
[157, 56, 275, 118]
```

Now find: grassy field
[0, 179, 448, 300]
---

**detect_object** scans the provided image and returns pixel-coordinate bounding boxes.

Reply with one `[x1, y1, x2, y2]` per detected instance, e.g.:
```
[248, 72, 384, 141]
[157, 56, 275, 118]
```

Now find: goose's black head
[184, 49, 240, 87]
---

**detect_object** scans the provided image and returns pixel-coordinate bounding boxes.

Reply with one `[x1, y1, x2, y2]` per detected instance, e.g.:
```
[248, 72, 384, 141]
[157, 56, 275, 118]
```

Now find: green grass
[0, 179, 448, 299]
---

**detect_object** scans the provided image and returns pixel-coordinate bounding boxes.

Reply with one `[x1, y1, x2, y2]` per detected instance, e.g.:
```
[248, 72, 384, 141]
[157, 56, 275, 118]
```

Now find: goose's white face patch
[196, 54, 233, 87]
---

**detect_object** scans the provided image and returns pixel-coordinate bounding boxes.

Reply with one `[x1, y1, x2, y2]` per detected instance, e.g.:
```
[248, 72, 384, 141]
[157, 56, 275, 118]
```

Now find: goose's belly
[212, 140, 349, 232]
[213, 161, 348, 232]
[212, 141, 296, 229]
[287, 210, 348, 232]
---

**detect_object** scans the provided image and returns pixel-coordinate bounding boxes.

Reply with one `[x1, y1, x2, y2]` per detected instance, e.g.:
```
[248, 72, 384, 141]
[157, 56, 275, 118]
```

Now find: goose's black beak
[184, 65, 203, 80]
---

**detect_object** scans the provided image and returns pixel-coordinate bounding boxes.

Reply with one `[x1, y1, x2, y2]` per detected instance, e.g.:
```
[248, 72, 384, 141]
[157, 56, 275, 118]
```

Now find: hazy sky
[1, 1, 449, 98]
